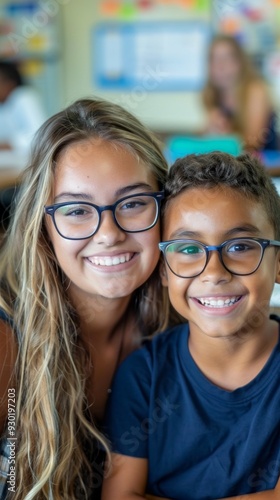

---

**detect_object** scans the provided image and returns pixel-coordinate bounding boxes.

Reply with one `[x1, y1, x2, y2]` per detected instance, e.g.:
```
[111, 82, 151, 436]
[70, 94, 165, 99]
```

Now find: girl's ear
[160, 258, 168, 287]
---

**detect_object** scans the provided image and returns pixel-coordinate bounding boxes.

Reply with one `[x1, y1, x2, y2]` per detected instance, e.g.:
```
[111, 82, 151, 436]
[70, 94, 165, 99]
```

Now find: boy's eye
[167, 242, 204, 255]
[226, 241, 254, 253]
[180, 244, 203, 255]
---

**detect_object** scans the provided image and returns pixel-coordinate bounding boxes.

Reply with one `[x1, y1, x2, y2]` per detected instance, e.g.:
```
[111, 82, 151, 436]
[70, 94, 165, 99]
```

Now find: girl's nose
[92, 210, 126, 246]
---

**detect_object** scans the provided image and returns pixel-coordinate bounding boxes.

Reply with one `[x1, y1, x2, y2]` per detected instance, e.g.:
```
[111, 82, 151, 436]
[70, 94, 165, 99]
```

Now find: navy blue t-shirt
[104, 321, 280, 499]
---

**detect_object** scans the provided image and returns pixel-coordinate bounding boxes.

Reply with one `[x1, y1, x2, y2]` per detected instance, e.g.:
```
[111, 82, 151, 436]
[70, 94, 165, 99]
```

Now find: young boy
[102, 152, 280, 500]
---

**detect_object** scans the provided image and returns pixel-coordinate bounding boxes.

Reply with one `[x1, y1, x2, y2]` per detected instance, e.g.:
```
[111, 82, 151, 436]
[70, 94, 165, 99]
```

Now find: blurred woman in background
[202, 34, 278, 152]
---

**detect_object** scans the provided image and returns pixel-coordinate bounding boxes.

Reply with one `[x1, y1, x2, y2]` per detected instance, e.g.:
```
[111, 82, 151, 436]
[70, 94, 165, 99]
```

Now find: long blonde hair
[0, 98, 174, 498]
[202, 34, 261, 134]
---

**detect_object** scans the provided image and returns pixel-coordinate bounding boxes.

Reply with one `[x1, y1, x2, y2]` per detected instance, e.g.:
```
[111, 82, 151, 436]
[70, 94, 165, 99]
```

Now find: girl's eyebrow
[54, 183, 155, 203]
[115, 183, 156, 197]
[54, 192, 92, 203]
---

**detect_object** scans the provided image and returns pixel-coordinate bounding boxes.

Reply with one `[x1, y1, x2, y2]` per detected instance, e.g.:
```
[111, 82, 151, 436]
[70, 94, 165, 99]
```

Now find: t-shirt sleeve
[103, 345, 152, 458]
[0, 308, 13, 326]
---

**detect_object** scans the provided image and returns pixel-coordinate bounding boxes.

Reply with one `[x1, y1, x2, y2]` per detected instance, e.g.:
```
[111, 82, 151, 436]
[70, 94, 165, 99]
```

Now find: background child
[0, 61, 46, 230]
[102, 152, 280, 499]
[0, 61, 46, 155]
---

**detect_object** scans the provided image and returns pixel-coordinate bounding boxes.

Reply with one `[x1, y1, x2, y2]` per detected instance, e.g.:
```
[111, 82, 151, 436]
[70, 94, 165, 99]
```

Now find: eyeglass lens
[164, 239, 263, 277]
[53, 195, 158, 239]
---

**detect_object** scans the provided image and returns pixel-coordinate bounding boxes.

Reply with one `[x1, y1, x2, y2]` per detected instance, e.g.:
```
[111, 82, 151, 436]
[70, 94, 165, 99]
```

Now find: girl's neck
[77, 296, 141, 422]
[68, 286, 134, 345]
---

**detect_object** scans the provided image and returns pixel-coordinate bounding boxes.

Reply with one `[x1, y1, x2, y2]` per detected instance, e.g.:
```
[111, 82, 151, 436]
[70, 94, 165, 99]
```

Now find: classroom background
[1, 0, 280, 307]
[1, 0, 280, 136]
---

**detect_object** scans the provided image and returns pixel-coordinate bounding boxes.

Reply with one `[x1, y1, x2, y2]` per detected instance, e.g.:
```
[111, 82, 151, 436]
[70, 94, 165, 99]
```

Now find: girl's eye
[66, 209, 88, 217]
[58, 205, 93, 217]
[122, 202, 140, 209]
[119, 199, 146, 211]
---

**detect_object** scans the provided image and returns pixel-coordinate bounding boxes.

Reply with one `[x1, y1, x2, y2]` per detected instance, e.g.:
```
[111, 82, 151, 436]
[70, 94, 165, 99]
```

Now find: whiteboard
[93, 22, 212, 91]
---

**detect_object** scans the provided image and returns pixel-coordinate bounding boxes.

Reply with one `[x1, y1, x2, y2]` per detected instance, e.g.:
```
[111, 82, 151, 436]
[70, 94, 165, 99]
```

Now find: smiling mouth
[197, 296, 242, 308]
[87, 252, 135, 267]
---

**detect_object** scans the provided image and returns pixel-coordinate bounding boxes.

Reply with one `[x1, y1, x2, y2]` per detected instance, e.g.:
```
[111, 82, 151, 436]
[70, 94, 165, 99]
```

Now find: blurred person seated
[0, 61, 46, 161]
[202, 34, 278, 152]
[0, 61, 46, 230]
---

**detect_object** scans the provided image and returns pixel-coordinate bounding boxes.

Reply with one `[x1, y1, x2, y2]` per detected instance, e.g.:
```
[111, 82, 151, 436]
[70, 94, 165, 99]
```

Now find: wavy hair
[0, 98, 174, 498]
[163, 151, 280, 240]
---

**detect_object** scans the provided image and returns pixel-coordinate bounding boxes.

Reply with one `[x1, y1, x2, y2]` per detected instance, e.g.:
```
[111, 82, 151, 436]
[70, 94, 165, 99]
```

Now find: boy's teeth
[198, 297, 240, 307]
[90, 253, 132, 266]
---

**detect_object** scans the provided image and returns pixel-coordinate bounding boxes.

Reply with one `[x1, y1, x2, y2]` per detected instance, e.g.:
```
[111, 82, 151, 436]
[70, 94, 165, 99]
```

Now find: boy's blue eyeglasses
[159, 237, 280, 278]
[45, 192, 164, 240]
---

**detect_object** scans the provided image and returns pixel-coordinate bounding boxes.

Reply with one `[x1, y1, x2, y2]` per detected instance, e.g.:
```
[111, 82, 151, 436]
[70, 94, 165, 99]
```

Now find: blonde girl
[0, 98, 179, 499]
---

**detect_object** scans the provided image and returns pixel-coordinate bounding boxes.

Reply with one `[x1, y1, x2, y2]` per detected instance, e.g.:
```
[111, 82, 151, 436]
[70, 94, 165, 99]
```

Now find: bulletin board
[213, 0, 280, 53]
[98, 0, 211, 21]
[93, 21, 212, 90]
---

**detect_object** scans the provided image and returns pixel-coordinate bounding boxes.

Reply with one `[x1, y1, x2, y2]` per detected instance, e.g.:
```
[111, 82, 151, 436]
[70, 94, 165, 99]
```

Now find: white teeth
[89, 253, 132, 267]
[198, 297, 240, 308]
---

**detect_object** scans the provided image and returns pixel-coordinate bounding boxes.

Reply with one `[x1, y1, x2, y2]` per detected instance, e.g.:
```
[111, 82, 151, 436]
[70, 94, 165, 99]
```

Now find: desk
[0, 168, 22, 190]
[163, 134, 280, 175]
[0, 150, 28, 190]
[259, 151, 280, 177]
[265, 166, 280, 176]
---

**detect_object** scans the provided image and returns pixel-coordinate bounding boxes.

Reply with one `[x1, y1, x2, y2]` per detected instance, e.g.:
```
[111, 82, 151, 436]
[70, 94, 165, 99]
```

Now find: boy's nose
[200, 250, 231, 284]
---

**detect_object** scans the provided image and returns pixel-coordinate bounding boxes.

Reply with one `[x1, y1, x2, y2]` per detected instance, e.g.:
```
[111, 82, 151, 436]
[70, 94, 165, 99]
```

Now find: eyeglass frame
[159, 237, 280, 278]
[44, 191, 165, 240]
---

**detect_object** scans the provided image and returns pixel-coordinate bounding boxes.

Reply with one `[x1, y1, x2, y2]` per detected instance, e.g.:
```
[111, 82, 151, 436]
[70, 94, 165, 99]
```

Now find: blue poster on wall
[93, 21, 212, 91]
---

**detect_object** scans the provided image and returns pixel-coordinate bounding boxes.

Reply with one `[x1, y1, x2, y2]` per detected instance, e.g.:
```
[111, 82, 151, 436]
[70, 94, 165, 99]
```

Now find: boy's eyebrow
[168, 229, 201, 239]
[225, 225, 261, 237]
[167, 225, 261, 240]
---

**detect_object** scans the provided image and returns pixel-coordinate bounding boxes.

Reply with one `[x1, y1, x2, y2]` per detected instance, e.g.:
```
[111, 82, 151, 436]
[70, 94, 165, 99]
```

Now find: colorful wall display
[93, 0, 280, 91]
[213, 0, 280, 53]
[99, 0, 211, 19]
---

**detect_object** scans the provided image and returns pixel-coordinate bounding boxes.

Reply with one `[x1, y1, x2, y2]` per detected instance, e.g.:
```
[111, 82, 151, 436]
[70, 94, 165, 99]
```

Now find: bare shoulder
[0, 319, 18, 434]
[247, 78, 271, 100]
